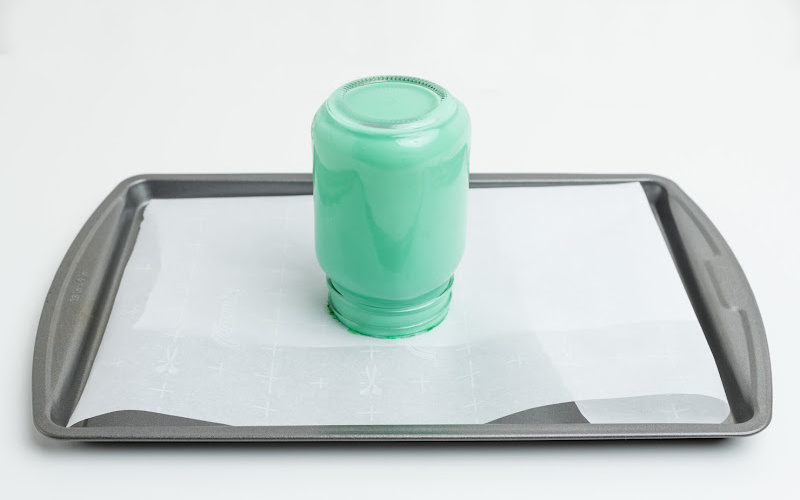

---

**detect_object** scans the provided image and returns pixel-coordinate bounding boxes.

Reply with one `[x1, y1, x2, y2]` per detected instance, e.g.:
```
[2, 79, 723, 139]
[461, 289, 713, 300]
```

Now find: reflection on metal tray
[32, 174, 772, 441]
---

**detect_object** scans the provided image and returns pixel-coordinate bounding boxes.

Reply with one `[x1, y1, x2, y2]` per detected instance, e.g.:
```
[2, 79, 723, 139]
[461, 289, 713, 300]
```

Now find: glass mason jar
[312, 76, 470, 338]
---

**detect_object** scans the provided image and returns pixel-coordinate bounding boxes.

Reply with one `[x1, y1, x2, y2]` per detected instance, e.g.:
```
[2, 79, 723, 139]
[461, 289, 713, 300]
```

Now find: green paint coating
[312, 76, 470, 338]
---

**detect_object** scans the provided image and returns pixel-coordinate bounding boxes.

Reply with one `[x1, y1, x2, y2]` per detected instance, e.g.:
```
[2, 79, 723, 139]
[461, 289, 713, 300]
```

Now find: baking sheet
[68, 183, 729, 426]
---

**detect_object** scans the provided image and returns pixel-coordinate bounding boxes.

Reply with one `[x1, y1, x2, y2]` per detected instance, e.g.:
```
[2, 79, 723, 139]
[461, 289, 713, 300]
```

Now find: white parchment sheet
[68, 183, 729, 426]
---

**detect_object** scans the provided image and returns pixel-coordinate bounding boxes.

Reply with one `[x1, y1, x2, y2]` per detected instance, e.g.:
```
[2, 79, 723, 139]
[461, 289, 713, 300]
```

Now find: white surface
[0, 0, 797, 498]
[69, 185, 727, 427]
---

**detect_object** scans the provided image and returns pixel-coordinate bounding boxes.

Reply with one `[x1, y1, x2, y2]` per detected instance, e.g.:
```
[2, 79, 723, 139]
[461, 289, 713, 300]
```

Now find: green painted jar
[312, 76, 470, 338]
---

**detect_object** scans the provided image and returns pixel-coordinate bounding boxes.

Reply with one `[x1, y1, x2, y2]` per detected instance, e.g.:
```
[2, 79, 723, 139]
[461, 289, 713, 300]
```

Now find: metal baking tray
[32, 173, 772, 441]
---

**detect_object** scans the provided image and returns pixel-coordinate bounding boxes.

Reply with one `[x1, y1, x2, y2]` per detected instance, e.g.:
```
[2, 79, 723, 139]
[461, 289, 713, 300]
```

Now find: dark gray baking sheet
[31, 173, 772, 441]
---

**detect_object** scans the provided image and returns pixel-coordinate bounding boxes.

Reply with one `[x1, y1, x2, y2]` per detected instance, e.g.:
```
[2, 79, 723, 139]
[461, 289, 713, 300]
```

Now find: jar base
[326, 277, 454, 338]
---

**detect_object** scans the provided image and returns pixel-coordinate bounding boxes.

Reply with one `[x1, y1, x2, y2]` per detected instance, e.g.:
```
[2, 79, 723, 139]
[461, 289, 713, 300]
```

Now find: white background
[0, 1, 798, 498]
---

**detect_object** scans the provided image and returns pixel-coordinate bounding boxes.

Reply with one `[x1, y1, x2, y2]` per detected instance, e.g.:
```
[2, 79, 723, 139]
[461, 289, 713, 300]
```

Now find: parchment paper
[68, 183, 729, 426]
